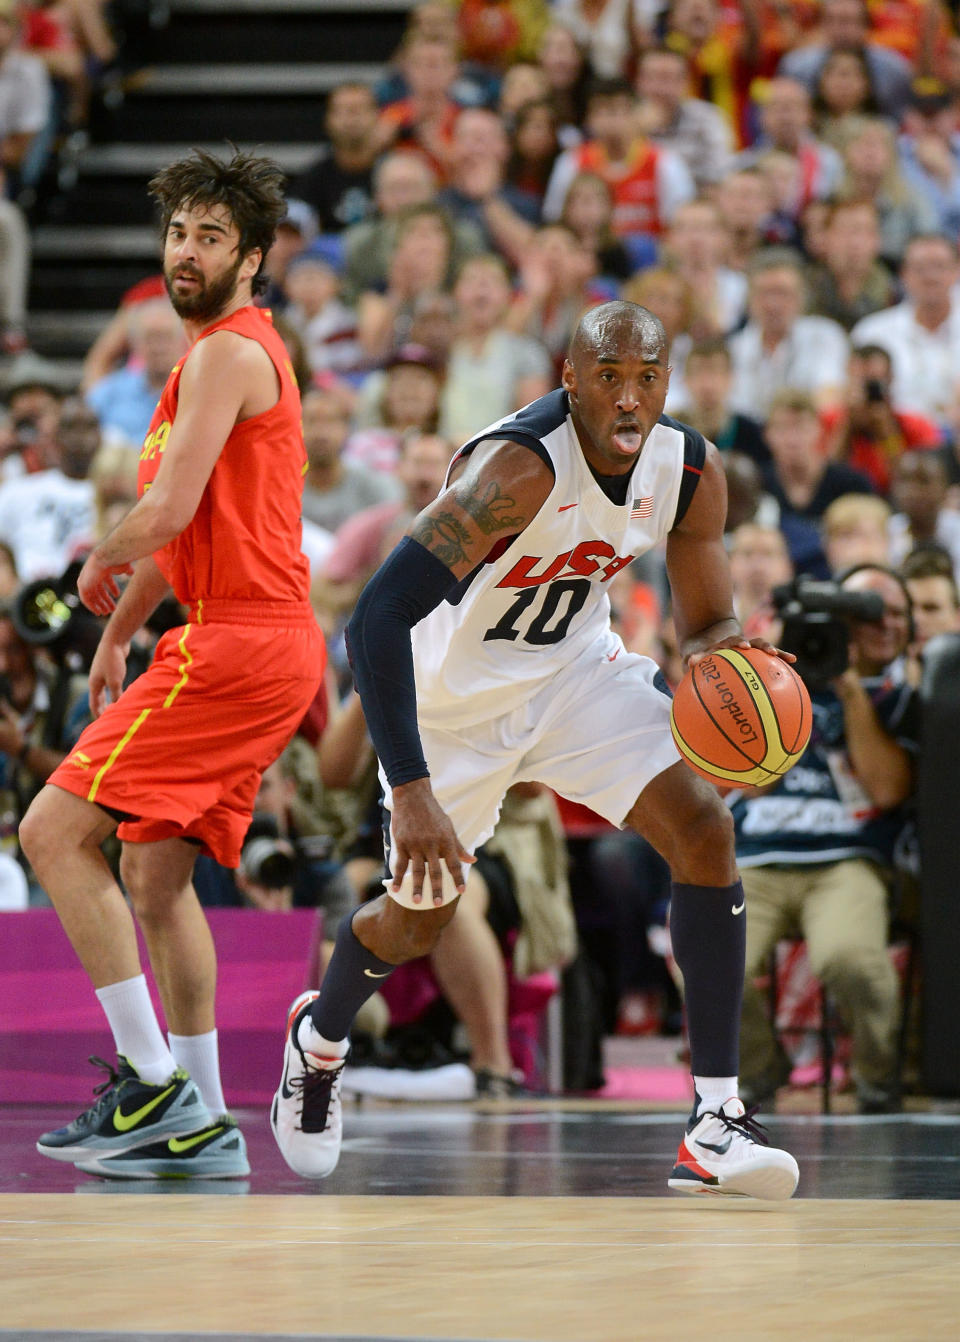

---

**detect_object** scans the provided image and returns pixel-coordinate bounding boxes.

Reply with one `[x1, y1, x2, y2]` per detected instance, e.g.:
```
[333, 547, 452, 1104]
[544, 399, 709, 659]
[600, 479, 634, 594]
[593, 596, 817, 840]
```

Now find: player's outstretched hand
[688, 634, 796, 668]
[390, 777, 475, 907]
[88, 634, 129, 718]
[77, 551, 133, 617]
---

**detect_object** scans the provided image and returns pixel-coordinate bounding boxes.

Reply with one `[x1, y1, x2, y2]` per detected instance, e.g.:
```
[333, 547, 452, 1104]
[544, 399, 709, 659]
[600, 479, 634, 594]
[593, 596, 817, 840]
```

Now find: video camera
[772, 577, 885, 692]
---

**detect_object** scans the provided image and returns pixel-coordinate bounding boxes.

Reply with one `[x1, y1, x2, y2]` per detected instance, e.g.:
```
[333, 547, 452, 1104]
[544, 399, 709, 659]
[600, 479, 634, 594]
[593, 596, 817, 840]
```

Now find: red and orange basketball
[670, 647, 812, 787]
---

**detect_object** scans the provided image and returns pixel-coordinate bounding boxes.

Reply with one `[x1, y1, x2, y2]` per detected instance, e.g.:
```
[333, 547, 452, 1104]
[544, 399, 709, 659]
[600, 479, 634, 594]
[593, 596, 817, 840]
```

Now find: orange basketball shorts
[48, 600, 325, 867]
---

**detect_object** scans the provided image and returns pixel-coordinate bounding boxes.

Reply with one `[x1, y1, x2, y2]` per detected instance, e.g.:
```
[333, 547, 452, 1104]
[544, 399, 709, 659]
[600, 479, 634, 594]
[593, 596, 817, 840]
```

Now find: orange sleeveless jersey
[573, 140, 664, 239]
[138, 304, 311, 607]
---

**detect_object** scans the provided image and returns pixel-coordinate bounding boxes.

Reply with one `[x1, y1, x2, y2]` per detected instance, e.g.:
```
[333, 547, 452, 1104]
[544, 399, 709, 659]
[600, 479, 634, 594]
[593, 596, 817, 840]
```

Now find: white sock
[95, 974, 177, 1085]
[298, 1015, 348, 1062]
[693, 1076, 739, 1116]
[168, 1029, 226, 1116]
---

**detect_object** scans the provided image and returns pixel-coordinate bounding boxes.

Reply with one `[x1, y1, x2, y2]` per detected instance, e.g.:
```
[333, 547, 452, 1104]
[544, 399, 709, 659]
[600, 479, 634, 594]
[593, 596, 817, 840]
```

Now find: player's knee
[118, 849, 170, 922]
[19, 790, 61, 873]
[663, 792, 735, 877]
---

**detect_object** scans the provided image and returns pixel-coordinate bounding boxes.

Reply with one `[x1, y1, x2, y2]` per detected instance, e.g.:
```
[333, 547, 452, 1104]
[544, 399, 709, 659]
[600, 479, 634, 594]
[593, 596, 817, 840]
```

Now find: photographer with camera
[732, 564, 918, 1113]
[0, 594, 93, 893]
[821, 346, 943, 496]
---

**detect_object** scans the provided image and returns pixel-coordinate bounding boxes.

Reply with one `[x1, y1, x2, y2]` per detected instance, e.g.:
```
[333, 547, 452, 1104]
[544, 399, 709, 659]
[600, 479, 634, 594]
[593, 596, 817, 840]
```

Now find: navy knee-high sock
[670, 880, 746, 1078]
[309, 912, 397, 1043]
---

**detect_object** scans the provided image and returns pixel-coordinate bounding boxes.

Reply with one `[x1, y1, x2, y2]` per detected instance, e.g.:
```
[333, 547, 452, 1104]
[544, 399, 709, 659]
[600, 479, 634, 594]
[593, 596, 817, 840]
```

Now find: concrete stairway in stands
[25, 0, 412, 379]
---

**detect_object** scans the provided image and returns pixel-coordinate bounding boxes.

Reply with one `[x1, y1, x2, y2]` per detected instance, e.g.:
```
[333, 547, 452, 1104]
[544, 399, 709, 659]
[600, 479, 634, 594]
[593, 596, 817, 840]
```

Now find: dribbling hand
[390, 777, 475, 906]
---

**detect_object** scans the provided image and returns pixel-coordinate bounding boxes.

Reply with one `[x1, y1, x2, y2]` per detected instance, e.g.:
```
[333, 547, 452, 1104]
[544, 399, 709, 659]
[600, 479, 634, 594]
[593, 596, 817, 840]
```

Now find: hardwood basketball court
[2, 1100, 958, 1340]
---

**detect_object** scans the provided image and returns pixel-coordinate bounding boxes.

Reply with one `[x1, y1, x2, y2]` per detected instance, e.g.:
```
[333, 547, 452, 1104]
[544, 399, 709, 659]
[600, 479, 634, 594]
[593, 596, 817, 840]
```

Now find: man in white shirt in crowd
[728, 248, 850, 420]
[0, 397, 99, 580]
[851, 234, 960, 422]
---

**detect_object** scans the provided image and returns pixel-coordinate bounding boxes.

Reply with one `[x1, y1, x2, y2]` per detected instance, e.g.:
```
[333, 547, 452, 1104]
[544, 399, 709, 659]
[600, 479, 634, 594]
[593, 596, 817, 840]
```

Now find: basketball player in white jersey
[272, 300, 801, 1199]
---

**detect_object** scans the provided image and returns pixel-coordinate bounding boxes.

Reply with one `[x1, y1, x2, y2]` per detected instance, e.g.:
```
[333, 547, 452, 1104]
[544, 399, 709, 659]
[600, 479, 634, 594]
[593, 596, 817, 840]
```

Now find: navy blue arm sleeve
[345, 536, 458, 788]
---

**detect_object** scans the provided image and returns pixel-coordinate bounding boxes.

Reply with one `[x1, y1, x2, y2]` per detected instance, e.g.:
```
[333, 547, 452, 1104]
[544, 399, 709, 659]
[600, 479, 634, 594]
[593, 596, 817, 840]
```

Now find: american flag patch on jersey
[630, 496, 654, 519]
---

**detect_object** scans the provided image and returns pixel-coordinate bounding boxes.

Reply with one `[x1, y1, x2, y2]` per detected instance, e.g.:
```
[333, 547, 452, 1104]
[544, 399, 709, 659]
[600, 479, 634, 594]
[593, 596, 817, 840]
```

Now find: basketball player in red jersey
[20, 149, 324, 1179]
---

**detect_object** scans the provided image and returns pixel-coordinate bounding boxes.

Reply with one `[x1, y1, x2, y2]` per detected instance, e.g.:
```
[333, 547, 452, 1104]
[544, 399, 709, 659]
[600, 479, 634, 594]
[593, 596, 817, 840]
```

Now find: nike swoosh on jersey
[363, 968, 391, 978]
[732, 901, 745, 915]
[557, 502, 579, 512]
[168, 1127, 223, 1154]
[112, 1083, 177, 1132]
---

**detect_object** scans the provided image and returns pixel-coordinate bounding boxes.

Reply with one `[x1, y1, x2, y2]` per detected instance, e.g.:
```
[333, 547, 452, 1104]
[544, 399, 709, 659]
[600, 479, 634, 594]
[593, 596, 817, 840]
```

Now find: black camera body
[772, 578, 885, 692]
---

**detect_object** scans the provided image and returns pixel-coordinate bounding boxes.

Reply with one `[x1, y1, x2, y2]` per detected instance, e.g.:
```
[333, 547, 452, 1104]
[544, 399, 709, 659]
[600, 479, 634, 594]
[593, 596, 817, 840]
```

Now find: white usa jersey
[412, 389, 705, 728]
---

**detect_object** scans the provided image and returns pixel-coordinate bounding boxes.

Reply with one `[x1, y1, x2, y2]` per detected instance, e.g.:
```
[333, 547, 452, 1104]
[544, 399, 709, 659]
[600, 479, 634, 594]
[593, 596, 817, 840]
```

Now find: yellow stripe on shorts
[163, 624, 194, 708]
[87, 709, 152, 803]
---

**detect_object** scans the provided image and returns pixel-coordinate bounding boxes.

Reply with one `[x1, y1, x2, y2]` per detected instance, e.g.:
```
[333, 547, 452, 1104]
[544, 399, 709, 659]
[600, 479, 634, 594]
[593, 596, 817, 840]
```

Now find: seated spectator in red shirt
[378, 34, 465, 181]
[542, 76, 695, 241]
[822, 344, 944, 497]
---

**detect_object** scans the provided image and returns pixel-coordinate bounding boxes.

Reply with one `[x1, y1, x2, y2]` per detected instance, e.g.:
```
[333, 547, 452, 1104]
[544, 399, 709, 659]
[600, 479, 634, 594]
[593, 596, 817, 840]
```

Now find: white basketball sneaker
[270, 991, 346, 1179]
[668, 1096, 799, 1200]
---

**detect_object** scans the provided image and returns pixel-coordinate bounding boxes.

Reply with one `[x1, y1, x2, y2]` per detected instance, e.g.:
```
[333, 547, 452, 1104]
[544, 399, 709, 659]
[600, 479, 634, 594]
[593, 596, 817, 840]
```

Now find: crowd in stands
[2, 0, 960, 1104]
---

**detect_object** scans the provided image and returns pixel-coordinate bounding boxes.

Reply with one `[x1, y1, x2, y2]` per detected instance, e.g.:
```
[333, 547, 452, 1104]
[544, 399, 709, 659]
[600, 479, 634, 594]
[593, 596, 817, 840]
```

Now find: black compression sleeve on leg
[670, 880, 747, 1077]
[345, 537, 457, 788]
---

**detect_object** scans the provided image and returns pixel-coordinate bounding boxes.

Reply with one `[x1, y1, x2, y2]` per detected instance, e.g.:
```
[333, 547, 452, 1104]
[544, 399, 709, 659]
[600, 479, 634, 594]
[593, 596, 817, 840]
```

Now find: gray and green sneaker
[74, 1114, 250, 1180]
[37, 1055, 211, 1163]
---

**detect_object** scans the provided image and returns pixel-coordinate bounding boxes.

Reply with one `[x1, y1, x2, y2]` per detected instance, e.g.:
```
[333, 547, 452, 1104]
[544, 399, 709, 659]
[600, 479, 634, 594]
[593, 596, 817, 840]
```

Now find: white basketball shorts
[381, 635, 682, 908]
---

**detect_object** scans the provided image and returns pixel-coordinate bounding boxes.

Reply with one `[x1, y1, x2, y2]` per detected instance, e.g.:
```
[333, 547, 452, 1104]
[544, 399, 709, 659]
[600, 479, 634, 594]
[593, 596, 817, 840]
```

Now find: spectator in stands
[897, 77, 960, 241]
[888, 450, 960, 575]
[342, 152, 484, 304]
[550, 0, 645, 80]
[506, 221, 604, 371]
[0, 0, 52, 194]
[356, 202, 456, 362]
[378, 33, 464, 179]
[504, 96, 561, 212]
[0, 395, 99, 580]
[672, 338, 770, 465]
[737, 77, 843, 212]
[822, 492, 893, 572]
[852, 234, 960, 422]
[634, 44, 735, 189]
[724, 451, 779, 535]
[290, 82, 380, 232]
[833, 116, 939, 268]
[457, 0, 548, 73]
[821, 345, 943, 497]
[258, 199, 318, 312]
[0, 601, 91, 894]
[283, 254, 363, 381]
[727, 520, 793, 635]
[313, 429, 451, 631]
[811, 44, 882, 140]
[660, 0, 764, 149]
[543, 76, 695, 240]
[901, 545, 960, 683]
[805, 201, 895, 334]
[79, 274, 167, 391]
[2, 366, 61, 472]
[85, 441, 139, 546]
[536, 21, 590, 142]
[558, 170, 638, 281]
[728, 249, 849, 419]
[733, 563, 917, 1114]
[439, 252, 551, 443]
[714, 165, 775, 272]
[762, 389, 874, 577]
[438, 106, 541, 268]
[778, 0, 913, 122]
[661, 197, 748, 337]
[85, 298, 186, 449]
[498, 61, 550, 124]
[300, 387, 401, 535]
[345, 344, 446, 477]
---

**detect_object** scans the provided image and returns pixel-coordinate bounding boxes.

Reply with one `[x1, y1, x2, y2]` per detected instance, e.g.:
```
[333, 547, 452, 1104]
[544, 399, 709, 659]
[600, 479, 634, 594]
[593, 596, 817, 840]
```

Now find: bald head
[569, 301, 667, 368]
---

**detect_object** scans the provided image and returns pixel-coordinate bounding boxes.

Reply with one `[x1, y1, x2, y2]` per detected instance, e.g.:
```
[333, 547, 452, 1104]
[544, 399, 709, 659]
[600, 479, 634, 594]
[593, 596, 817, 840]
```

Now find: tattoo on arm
[412, 511, 472, 567]
[455, 481, 524, 534]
